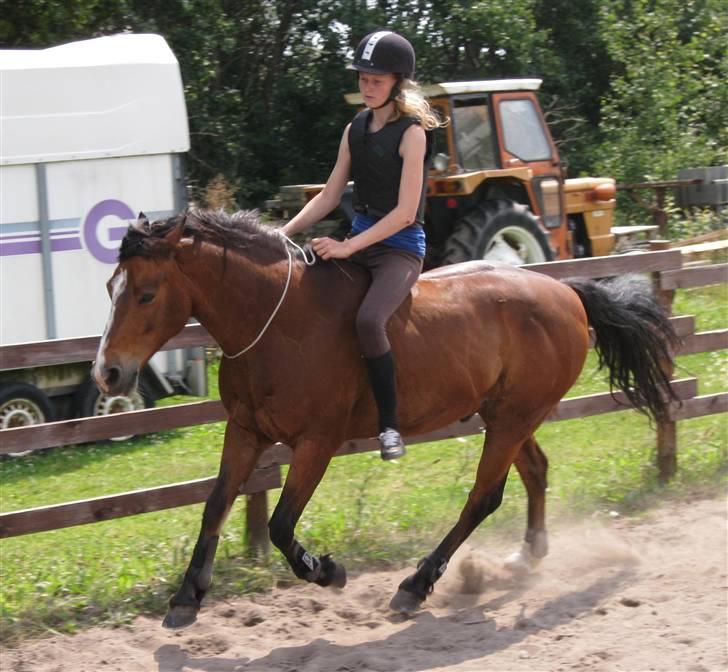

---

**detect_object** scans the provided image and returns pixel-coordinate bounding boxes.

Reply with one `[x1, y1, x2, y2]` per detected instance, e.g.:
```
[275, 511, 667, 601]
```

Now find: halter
[221, 234, 316, 359]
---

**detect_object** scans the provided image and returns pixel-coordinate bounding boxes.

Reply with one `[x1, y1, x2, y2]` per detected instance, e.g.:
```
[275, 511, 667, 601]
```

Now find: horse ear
[133, 212, 151, 233]
[164, 212, 187, 247]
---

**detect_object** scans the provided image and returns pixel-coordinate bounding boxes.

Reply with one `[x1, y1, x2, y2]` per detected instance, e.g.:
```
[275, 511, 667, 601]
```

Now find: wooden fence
[1, 246, 726, 550]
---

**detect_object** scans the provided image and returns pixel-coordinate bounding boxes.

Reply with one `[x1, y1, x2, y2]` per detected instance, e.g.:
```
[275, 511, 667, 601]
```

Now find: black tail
[564, 274, 680, 422]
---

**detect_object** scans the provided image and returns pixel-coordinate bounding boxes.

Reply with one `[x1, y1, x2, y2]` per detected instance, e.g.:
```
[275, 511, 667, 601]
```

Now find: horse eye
[139, 292, 155, 305]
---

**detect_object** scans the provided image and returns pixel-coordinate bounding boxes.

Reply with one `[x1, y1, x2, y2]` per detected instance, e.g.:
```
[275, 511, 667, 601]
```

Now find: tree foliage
[2, 0, 726, 208]
[595, 0, 728, 183]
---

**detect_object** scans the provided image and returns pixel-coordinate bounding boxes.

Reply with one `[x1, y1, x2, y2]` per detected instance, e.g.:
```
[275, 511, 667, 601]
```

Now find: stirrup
[379, 428, 406, 461]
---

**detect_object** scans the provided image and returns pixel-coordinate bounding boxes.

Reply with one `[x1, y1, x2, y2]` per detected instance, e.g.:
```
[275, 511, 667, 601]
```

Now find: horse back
[411, 260, 587, 337]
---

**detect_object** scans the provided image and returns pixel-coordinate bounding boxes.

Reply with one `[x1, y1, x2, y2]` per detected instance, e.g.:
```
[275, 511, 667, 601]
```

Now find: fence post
[650, 240, 678, 482]
[245, 492, 270, 557]
[653, 187, 669, 237]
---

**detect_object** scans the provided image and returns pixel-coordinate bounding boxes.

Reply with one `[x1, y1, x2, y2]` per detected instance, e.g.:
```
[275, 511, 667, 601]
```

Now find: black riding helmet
[348, 30, 415, 78]
[348, 31, 416, 109]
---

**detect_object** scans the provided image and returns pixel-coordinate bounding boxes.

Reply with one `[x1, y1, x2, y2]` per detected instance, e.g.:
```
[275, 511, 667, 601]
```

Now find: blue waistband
[350, 214, 426, 258]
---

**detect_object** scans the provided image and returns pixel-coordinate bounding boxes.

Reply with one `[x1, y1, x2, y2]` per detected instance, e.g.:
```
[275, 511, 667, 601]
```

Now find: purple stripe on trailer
[0, 236, 83, 256]
[0, 229, 79, 242]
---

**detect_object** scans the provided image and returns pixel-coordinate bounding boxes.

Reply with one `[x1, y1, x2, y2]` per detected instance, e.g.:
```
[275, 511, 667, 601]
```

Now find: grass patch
[1, 286, 725, 643]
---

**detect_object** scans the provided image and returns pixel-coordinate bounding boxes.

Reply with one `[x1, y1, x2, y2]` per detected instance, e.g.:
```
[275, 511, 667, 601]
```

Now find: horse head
[93, 212, 193, 396]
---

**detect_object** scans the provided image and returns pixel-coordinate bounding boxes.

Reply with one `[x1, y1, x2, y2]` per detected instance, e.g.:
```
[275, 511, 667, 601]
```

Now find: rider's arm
[280, 125, 352, 237]
[343, 124, 426, 254]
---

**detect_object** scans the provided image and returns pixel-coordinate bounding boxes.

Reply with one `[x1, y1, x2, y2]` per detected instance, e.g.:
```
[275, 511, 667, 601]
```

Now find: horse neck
[180, 241, 300, 355]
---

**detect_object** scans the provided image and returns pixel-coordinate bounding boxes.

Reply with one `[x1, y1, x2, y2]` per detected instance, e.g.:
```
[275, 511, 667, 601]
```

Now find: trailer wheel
[440, 200, 553, 266]
[0, 382, 55, 430]
[73, 379, 153, 442]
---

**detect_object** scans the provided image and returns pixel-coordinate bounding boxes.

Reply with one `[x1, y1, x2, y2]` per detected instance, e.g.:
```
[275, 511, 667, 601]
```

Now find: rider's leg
[353, 245, 422, 459]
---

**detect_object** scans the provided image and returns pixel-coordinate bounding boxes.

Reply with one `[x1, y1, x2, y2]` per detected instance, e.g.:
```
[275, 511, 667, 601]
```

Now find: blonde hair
[393, 78, 449, 130]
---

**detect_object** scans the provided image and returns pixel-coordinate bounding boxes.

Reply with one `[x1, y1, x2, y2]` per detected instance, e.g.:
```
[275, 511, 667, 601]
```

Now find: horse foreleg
[163, 420, 264, 629]
[268, 438, 347, 589]
[504, 436, 549, 572]
[390, 424, 528, 614]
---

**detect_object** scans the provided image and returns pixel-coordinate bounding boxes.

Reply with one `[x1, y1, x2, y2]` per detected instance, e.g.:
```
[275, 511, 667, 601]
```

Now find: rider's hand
[311, 237, 353, 260]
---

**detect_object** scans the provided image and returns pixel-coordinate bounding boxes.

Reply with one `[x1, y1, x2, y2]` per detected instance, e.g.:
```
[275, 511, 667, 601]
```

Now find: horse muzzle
[92, 359, 140, 397]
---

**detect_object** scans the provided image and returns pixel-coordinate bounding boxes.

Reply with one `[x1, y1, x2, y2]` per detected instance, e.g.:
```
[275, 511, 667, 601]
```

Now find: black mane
[118, 209, 285, 262]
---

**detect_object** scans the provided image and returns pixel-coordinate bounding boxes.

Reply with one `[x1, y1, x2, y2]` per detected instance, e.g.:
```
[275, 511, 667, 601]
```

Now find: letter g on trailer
[0, 34, 206, 434]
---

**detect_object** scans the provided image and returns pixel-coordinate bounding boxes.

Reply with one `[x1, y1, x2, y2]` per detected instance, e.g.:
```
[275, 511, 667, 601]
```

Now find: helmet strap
[372, 95, 396, 110]
[371, 75, 403, 110]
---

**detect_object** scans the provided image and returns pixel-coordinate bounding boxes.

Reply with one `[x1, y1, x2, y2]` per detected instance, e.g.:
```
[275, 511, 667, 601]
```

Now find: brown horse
[93, 209, 677, 629]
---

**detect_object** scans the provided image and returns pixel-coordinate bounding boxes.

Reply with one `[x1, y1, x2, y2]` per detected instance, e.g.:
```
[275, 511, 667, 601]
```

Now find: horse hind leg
[504, 436, 549, 573]
[163, 421, 264, 629]
[390, 421, 531, 614]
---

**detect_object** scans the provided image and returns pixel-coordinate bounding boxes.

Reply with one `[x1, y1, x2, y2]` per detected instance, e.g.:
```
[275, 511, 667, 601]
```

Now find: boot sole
[381, 447, 406, 461]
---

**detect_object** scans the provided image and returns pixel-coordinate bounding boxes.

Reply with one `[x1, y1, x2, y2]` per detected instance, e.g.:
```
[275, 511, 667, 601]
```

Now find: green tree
[595, 0, 728, 187]
[532, 0, 613, 176]
[0, 0, 125, 47]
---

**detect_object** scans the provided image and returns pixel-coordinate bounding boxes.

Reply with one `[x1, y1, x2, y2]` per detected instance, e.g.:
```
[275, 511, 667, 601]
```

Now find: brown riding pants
[349, 243, 423, 358]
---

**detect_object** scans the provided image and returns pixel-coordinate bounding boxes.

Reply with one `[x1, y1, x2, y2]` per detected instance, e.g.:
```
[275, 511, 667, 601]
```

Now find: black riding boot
[364, 351, 406, 460]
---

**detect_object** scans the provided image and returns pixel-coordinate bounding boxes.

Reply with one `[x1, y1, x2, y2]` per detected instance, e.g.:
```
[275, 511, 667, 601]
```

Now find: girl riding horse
[282, 30, 447, 461]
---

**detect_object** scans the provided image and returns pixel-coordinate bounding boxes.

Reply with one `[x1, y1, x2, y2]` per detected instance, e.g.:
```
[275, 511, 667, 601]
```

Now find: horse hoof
[389, 589, 423, 615]
[330, 563, 347, 588]
[503, 543, 540, 575]
[317, 555, 348, 589]
[162, 605, 199, 629]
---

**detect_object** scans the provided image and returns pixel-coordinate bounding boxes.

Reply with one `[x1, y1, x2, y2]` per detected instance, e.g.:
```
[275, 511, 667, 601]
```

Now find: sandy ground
[2, 496, 726, 672]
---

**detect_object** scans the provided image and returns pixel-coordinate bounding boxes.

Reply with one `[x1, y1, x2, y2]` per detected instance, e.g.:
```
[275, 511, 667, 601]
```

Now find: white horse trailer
[0, 34, 207, 430]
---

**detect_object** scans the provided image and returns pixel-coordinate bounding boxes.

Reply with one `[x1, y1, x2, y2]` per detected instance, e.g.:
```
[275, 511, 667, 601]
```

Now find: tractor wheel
[72, 379, 153, 442]
[0, 382, 54, 429]
[440, 200, 553, 266]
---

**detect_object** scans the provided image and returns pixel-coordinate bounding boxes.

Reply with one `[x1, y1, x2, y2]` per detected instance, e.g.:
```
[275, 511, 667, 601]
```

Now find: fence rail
[1, 246, 726, 544]
[0, 466, 282, 538]
[0, 399, 226, 456]
[0, 324, 212, 371]
[659, 263, 727, 290]
[0, 378, 702, 539]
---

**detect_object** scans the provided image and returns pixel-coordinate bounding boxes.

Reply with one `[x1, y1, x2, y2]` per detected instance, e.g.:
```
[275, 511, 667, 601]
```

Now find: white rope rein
[222, 233, 316, 359]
